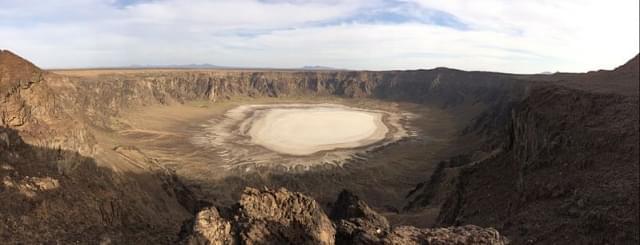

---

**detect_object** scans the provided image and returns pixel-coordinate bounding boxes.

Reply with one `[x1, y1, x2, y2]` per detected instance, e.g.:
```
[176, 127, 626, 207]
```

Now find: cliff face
[56, 69, 525, 131]
[0, 50, 43, 127]
[1, 51, 193, 243]
[435, 56, 640, 244]
[1, 50, 97, 155]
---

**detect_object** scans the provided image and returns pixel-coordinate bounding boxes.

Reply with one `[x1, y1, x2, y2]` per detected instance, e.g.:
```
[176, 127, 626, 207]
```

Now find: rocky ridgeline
[183, 187, 508, 245]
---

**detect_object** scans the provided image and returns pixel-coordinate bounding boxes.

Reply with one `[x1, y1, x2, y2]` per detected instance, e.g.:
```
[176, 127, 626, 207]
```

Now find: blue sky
[0, 0, 638, 73]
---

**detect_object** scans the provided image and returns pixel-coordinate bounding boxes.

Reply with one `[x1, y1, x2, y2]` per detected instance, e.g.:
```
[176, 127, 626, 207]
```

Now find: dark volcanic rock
[184, 187, 508, 245]
[330, 190, 390, 244]
[185, 187, 335, 245]
[237, 187, 336, 244]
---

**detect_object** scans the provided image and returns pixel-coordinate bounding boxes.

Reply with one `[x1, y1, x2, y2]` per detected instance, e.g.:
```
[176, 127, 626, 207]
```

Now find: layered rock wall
[7, 64, 526, 154]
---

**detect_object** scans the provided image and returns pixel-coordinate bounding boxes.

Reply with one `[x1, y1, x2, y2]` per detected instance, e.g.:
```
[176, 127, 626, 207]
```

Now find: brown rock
[183, 187, 509, 245]
[384, 225, 508, 245]
[237, 187, 335, 245]
[185, 207, 236, 245]
[330, 190, 390, 244]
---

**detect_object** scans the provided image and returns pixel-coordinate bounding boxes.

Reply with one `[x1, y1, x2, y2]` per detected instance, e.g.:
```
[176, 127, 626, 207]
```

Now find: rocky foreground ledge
[181, 187, 508, 245]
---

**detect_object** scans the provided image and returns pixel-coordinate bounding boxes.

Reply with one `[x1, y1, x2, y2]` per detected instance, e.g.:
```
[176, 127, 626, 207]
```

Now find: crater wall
[3, 49, 637, 244]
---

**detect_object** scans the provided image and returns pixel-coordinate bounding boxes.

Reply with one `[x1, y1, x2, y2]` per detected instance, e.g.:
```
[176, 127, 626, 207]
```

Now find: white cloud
[405, 0, 640, 70]
[0, 0, 637, 72]
[123, 0, 368, 29]
[209, 23, 574, 73]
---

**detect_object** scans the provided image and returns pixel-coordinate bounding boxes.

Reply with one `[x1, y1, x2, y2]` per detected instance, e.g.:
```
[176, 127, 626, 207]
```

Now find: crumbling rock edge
[182, 187, 508, 245]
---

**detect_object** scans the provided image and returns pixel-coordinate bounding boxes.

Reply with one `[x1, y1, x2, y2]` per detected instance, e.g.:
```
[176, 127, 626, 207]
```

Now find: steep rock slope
[1, 50, 97, 154]
[0, 126, 193, 243]
[1, 51, 195, 243]
[434, 55, 639, 244]
[0, 50, 43, 127]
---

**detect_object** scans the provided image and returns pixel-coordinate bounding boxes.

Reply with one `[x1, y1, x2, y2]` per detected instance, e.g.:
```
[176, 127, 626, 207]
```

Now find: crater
[194, 103, 412, 169]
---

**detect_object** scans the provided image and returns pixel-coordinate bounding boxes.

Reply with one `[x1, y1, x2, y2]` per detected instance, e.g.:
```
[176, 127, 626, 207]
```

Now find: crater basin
[248, 107, 388, 155]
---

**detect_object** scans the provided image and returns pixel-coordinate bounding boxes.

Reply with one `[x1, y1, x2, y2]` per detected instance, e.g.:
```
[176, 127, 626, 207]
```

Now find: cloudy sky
[1, 0, 638, 73]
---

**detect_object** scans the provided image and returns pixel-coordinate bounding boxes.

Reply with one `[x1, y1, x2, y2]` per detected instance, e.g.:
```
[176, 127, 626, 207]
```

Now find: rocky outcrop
[185, 207, 236, 245]
[0, 50, 44, 127]
[184, 188, 508, 244]
[331, 190, 508, 244]
[330, 190, 391, 243]
[1, 50, 97, 155]
[237, 188, 336, 244]
[184, 187, 335, 244]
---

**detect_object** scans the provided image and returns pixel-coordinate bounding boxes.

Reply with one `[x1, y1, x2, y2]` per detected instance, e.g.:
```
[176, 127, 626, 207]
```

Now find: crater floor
[248, 106, 387, 156]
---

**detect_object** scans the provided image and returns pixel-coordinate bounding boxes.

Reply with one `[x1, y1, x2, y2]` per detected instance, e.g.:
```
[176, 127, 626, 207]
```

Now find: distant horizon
[40, 53, 638, 75]
[43, 62, 344, 71]
[4, 48, 637, 75]
[1, 0, 638, 73]
[33, 62, 576, 74]
[56, 63, 341, 70]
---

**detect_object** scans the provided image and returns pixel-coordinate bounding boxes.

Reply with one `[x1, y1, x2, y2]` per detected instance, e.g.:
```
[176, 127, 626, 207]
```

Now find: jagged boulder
[185, 188, 508, 245]
[237, 187, 335, 244]
[185, 207, 236, 245]
[184, 187, 335, 245]
[329, 190, 508, 244]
